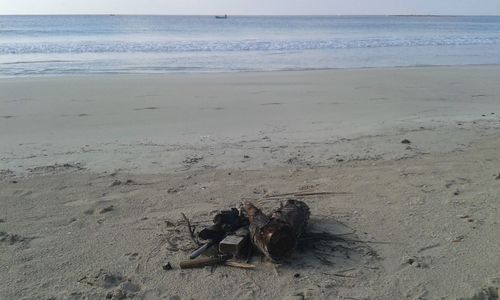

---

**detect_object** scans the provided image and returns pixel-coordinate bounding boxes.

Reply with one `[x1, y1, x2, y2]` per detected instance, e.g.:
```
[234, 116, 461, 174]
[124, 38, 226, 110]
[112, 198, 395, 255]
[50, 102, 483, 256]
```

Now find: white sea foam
[1, 15, 500, 76]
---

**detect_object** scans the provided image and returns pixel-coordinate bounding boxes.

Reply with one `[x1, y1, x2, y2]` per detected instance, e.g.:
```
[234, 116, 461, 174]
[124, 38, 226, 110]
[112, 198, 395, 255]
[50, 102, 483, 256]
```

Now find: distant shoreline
[1, 14, 500, 17]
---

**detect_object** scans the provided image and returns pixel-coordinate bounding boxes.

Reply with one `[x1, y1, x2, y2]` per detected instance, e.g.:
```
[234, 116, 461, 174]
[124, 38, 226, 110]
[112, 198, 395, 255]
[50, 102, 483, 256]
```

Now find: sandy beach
[1, 66, 499, 299]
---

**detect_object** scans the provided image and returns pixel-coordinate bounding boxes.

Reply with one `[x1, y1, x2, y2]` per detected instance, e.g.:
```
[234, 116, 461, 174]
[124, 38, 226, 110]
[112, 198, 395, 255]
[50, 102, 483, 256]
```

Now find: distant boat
[215, 15, 228, 19]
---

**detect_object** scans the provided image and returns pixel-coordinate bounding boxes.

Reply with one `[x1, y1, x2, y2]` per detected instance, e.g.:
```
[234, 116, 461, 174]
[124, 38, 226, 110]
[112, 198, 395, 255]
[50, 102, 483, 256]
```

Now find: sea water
[1, 15, 500, 76]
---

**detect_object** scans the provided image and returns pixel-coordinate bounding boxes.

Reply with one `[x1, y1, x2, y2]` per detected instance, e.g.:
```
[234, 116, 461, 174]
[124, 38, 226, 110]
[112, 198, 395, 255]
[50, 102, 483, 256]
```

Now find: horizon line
[1, 13, 500, 17]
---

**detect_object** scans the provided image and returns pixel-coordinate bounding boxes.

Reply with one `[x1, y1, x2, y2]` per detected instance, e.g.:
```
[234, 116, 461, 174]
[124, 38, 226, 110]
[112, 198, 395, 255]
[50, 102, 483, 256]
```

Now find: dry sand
[0, 66, 499, 299]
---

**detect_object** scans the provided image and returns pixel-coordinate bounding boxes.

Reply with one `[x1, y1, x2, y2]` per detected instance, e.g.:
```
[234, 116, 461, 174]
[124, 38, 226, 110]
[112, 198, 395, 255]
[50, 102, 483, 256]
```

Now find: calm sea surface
[1, 15, 500, 76]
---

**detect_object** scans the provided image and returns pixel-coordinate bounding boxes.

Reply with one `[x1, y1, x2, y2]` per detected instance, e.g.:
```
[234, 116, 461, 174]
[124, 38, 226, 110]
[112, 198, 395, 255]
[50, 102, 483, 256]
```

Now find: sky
[1, 0, 500, 15]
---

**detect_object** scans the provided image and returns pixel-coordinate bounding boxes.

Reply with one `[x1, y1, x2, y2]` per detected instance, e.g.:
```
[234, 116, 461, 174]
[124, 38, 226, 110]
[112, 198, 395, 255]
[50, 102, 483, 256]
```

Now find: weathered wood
[244, 200, 310, 261]
[180, 256, 220, 269]
[224, 261, 256, 269]
[180, 255, 231, 269]
[271, 199, 310, 237]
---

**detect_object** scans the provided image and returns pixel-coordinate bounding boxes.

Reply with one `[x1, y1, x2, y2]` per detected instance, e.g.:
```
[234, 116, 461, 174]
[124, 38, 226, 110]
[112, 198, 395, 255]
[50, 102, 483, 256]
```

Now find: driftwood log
[244, 199, 310, 261]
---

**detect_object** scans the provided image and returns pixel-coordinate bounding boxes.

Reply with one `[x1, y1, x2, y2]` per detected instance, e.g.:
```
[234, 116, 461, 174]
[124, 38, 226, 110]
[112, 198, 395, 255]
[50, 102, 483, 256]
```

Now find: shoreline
[2, 63, 500, 80]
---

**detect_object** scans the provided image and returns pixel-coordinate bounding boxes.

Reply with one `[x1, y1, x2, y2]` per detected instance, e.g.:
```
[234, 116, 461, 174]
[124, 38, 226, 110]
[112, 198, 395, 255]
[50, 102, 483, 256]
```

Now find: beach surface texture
[1, 66, 499, 299]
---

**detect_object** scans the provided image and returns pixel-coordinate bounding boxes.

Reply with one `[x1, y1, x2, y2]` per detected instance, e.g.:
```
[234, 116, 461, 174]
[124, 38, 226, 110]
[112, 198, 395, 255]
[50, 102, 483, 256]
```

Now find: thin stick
[225, 261, 256, 269]
[331, 273, 355, 278]
[321, 271, 356, 278]
[265, 191, 351, 198]
[181, 213, 200, 246]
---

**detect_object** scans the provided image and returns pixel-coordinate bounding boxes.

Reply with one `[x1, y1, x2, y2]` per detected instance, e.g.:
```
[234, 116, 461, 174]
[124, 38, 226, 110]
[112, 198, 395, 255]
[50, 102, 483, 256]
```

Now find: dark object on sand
[193, 208, 248, 259]
[215, 14, 228, 19]
[401, 139, 411, 144]
[179, 200, 310, 270]
[162, 262, 173, 270]
[198, 225, 225, 241]
[180, 254, 232, 269]
[198, 208, 247, 241]
[245, 199, 310, 261]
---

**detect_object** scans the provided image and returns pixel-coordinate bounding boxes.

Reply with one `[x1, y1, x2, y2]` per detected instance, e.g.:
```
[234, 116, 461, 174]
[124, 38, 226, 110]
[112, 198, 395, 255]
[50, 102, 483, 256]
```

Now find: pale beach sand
[0, 66, 499, 299]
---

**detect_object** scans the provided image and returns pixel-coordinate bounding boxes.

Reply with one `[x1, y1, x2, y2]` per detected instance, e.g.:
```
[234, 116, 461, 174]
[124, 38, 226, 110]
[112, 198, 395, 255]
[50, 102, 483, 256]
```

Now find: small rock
[401, 139, 411, 144]
[336, 158, 344, 162]
[453, 190, 460, 196]
[110, 180, 121, 187]
[10, 180, 17, 184]
[228, 172, 231, 175]
[98, 206, 114, 214]
[457, 214, 470, 219]
[495, 174, 500, 180]
[293, 273, 300, 278]
[163, 262, 173, 271]
[0, 219, 4, 223]
[452, 235, 465, 243]
[403, 256, 416, 265]
[467, 218, 474, 223]
[243, 155, 250, 159]
[411, 261, 422, 268]
[125, 179, 134, 185]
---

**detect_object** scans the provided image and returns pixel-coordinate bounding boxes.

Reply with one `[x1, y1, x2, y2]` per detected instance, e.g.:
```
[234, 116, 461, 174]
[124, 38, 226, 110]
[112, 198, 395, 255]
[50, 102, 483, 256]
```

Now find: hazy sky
[1, 0, 500, 15]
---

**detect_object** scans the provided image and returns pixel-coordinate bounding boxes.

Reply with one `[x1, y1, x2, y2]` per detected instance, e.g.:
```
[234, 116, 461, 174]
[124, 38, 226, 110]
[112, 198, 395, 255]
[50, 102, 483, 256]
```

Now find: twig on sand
[225, 261, 256, 269]
[181, 213, 200, 246]
[264, 191, 351, 198]
[331, 273, 356, 278]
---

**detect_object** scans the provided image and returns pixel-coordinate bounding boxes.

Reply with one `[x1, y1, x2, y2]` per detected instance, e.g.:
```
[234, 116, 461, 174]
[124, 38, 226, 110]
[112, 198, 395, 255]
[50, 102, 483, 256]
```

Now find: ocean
[1, 15, 500, 76]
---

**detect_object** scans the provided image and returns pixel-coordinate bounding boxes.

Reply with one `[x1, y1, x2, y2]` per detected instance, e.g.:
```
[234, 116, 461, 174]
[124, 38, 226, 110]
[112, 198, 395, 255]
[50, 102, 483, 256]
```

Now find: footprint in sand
[79, 269, 141, 298]
[200, 107, 224, 110]
[135, 94, 160, 98]
[134, 106, 159, 111]
[124, 252, 139, 261]
[0, 231, 32, 247]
